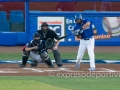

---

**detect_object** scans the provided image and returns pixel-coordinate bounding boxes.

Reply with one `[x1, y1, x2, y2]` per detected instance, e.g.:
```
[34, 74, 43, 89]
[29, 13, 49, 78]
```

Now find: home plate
[59, 68, 72, 72]
[44, 70, 61, 72]
[59, 68, 68, 70]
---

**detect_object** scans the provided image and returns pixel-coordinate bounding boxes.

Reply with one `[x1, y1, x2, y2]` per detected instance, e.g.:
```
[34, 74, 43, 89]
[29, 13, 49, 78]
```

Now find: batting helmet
[33, 32, 41, 38]
[41, 22, 48, 27]
[74, 14, 82, 21]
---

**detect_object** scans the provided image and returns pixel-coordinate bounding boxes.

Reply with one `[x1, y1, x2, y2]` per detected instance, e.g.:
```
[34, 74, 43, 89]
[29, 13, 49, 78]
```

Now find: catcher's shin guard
[20, 51, 29, 67]
[22, 56, 28, 65]
[41, 50, 54, 68]
[19, 56, 28, 67]
[44, 57, 54, 68]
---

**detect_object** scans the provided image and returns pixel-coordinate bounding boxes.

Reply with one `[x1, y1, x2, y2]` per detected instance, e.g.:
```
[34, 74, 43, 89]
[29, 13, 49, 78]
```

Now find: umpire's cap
[33, 32, 41, 38]
[41, 22, 48, 27]
[74, 14, 82, 21]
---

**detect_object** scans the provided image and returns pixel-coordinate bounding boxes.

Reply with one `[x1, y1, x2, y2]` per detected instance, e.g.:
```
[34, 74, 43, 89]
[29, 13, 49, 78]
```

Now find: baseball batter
[74, 14, 95, 71]
[19, 32, 54, 68]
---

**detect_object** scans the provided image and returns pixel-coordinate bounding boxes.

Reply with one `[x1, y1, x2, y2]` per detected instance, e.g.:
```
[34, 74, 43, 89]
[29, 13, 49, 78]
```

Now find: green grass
[0, 52, 120, 60]
[0, 76, 120, 90]
[0, 80, 69, 90]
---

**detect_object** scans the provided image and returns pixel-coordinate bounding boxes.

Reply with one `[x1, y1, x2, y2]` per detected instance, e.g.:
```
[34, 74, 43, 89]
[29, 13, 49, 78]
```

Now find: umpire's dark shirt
[37, 29, 59, 41]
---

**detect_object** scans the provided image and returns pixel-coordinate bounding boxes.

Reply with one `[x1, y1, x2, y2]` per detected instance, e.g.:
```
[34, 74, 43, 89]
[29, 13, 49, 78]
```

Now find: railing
[0, 0, 120, 2]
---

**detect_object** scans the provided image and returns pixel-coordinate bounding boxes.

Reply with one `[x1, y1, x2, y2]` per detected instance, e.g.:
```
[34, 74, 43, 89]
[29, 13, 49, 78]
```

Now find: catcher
[37, 22, 63, 67]
[19, 32, 54, 68]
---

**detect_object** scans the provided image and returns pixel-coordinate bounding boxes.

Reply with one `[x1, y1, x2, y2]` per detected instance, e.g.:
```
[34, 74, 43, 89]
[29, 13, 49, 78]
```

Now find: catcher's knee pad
[40, 51, 49, 60]
[22, 51, 30, 57]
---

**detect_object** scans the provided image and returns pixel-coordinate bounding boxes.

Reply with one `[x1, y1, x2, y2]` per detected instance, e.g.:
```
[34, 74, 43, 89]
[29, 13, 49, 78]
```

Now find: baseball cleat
[48, 64, 54, 68]
[76, 63, 80, 69]
[88, 67, 95, 71]
[19, 63, 26, 67]
[30, 61, 38, 67]
[57, 64, 63, 68]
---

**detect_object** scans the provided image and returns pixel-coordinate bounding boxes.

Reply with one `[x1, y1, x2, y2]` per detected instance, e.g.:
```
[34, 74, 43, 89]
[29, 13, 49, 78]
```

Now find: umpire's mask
[41, 22, 48, 31]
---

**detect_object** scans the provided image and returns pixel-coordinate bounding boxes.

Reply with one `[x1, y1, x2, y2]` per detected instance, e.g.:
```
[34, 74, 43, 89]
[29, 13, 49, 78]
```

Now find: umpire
[37, 22, 63, 67]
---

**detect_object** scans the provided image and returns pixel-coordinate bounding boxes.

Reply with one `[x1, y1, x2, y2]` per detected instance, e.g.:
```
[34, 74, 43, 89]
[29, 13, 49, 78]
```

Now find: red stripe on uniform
[22, 46, 26, 51]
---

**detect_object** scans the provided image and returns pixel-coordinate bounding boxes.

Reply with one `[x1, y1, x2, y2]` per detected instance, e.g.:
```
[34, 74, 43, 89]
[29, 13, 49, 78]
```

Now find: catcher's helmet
[33, 32, 41, 38]
[74, 14, 82, 21]
[41, 22, 48, 27]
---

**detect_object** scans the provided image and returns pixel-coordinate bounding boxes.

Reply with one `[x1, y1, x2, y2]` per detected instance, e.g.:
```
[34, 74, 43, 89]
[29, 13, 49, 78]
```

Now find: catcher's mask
[33, 32, 41, 43]
[74, 14, 83, 24]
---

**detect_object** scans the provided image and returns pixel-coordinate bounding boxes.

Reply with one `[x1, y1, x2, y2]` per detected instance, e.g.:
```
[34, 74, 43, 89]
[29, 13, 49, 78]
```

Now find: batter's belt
[81, 36, 94, 40]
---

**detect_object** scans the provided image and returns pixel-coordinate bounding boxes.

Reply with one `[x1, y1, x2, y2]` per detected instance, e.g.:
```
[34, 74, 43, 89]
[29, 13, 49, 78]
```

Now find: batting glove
[74, 29, 80, 36]
[79, 30, 83, 34]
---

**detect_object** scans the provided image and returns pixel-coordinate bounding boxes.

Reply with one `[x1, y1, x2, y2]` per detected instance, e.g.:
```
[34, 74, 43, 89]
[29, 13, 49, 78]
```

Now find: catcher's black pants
[52, 50, 62, 65]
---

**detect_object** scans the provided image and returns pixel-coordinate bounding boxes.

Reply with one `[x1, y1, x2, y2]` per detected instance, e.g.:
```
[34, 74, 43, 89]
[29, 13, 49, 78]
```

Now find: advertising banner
[37, 17, 65, 41]
[35, 15, 120, 46]
[65, 17, 76, 42]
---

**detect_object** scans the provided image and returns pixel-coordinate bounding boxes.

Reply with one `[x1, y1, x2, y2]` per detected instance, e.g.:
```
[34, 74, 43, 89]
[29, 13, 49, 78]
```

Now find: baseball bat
[58, 33, 73, 40]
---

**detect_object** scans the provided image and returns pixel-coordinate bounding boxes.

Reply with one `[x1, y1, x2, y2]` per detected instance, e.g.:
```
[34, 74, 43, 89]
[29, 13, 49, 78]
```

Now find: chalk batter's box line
[0, 60, 120, 64]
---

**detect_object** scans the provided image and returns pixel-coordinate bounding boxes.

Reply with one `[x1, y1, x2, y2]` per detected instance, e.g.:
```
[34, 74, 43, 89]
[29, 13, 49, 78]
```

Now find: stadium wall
[0, 11, 120, 46]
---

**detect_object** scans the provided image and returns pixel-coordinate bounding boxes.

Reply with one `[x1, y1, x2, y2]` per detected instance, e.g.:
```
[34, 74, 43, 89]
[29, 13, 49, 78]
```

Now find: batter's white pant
[30, 51, 43, 62]
[76, 37, 95, 68]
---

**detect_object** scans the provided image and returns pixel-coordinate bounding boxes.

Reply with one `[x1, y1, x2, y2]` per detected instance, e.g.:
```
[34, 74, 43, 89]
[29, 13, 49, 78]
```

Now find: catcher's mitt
[45, 38, 54, 49]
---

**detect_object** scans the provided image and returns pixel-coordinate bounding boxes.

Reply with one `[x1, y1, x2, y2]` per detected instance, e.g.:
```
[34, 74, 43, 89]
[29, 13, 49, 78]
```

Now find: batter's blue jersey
[74, 19, 93, 39]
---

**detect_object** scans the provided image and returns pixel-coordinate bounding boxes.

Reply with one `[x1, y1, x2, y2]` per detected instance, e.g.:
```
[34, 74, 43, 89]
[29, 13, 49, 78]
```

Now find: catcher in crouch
[19, 32, 54, 68]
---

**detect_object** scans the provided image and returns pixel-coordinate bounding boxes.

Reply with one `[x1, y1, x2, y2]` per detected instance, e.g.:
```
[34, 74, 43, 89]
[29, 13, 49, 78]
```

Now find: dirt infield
[0, 46, 120, 76]
[0, 64, 120, 76]
[0, 46, 120, 53]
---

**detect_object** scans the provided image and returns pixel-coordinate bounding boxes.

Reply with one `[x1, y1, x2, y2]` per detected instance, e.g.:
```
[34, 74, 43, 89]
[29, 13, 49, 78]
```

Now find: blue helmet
[74, 14, 82, 21]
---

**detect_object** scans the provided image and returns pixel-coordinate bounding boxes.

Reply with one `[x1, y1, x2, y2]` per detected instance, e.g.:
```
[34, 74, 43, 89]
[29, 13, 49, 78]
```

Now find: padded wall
[16, 32, 28, 45]
[0, 32, 16, 46]
[0, 32, 28, 46]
